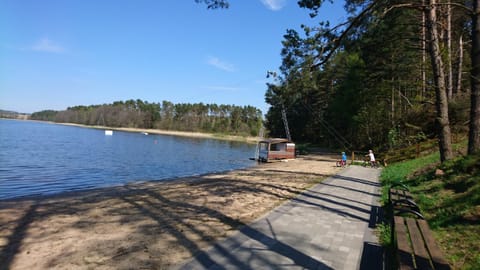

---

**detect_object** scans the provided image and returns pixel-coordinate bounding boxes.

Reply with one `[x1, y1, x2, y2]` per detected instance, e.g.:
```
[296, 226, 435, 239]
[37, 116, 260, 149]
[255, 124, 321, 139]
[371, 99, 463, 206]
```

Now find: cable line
[284, 100, 354, 151]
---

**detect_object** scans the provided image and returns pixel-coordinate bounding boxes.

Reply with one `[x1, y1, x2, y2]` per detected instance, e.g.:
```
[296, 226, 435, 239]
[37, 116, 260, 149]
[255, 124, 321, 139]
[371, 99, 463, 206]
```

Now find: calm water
[0, 119, 256, 200]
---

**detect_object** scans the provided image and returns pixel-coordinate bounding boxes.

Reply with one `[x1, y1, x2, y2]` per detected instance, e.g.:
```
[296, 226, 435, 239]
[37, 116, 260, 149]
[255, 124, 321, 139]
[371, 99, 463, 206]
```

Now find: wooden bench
[389, 183, 451, 269]
[389, 184, 421, 215]
[394, 216, 450, 270]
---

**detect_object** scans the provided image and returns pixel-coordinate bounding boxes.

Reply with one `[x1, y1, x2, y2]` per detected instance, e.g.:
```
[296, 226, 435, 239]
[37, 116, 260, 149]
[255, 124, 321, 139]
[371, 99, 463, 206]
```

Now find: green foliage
[379, 152, 440, 204]
[30, 100, 263, 137]
[381, 150, 480, 269]
[264, 0, 452, 151]
[449, 94, 471, 134]
[387, 128, 399, 149]
[30, 110, 59, 122]
[383, 139, 438, 164]
[377, 222, 392, 247]
[409, 154, 480, 269]
[265, 0, 475, 163]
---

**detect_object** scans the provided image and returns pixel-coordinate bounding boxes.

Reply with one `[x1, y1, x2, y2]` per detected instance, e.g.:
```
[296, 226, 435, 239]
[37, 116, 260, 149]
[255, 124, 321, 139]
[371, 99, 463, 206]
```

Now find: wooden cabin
[257, 138, 295, 162]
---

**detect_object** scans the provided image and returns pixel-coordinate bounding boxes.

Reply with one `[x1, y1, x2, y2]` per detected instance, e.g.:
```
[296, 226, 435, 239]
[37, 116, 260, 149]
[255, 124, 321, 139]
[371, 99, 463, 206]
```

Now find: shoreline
[56, 122, 260, 143]
[0, 154, 341, 269]
[0, 165, 257, 203]
[1, 118, 260, 143]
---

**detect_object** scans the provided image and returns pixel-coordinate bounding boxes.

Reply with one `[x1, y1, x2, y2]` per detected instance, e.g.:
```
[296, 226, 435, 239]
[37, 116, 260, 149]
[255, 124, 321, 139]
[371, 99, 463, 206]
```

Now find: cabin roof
[258, 138, 293, 144]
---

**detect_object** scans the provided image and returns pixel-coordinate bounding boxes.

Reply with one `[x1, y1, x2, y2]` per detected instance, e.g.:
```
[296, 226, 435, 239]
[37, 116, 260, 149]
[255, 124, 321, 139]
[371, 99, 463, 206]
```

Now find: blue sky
[0, 0, 346, 114]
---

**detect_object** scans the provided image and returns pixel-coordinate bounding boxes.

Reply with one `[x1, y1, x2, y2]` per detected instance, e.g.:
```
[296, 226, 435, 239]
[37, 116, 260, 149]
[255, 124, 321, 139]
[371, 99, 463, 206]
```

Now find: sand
[56, 122, 259, 143]
[0, 154, 341, 270]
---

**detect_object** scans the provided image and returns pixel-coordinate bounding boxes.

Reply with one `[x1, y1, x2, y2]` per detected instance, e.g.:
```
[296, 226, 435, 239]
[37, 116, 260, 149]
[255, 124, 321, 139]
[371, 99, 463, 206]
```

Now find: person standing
[367, 150, 376, 167]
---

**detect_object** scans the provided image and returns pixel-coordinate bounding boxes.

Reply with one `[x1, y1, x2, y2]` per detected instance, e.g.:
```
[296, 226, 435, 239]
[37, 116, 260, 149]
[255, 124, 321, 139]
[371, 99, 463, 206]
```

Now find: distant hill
[0, 109, 30, 120]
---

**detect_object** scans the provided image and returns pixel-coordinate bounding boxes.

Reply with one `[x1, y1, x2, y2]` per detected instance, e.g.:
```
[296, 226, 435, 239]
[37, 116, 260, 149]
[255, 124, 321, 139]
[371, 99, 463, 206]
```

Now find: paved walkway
[175, 166, 383, 270]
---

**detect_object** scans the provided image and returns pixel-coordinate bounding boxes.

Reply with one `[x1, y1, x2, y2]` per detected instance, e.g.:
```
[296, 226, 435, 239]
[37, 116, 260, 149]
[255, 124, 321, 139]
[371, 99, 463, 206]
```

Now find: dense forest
[261, 0, 478, 158]
[30, 100, 263, 137]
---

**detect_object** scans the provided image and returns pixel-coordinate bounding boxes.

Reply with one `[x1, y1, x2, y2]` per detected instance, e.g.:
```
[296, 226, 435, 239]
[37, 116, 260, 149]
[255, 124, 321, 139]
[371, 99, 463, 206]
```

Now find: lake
[0, 119, 256, 200]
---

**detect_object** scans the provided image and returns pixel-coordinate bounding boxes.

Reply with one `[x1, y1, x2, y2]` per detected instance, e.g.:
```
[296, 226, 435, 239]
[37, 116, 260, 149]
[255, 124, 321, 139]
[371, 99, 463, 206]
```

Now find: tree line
[257, 0, 479, 162]
[30, 100, 263, 137]
[0, 110, 29, 120]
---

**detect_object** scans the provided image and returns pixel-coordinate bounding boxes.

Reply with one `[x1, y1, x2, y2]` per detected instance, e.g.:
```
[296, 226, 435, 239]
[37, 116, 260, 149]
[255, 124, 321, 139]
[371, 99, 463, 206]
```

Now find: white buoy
[105, 130, 113, 136]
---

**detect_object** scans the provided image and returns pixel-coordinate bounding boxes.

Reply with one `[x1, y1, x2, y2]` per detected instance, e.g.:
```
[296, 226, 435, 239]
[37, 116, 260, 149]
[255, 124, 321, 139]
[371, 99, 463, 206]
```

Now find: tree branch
[382, 2, 473, 16]
[382, 3, 423, 16]
[397, 89, 414, 107]
[311, 0, 379, 69]
[195, 0, 229, 9]
[311, 1, 473, 70]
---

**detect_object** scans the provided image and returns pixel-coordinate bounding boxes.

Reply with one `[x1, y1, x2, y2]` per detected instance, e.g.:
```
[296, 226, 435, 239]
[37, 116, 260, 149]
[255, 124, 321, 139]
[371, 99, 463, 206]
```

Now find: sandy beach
[0, 154, 341, 270]
[56, 122, 259, 143]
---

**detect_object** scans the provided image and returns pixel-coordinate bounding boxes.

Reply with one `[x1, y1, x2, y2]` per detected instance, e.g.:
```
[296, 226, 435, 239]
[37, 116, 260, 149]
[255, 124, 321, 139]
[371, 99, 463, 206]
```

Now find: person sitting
[341, 152, 347, 167]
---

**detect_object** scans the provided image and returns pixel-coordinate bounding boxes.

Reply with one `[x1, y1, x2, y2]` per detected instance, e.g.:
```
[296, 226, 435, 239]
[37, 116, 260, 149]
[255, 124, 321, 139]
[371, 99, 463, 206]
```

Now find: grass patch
[380, 151, 480, 269]
[379, 152, 439, 204]
[377, 222, 392, 247]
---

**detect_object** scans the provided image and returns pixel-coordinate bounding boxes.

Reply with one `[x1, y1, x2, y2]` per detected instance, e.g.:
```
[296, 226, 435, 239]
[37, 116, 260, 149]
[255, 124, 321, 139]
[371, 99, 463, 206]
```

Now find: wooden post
[351, 151, 355, 165]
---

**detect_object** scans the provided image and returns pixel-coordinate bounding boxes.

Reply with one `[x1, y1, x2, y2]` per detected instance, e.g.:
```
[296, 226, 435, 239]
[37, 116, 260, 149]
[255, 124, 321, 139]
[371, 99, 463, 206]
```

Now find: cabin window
[270, 143, 286, 151]
[259, 143, 269, 151]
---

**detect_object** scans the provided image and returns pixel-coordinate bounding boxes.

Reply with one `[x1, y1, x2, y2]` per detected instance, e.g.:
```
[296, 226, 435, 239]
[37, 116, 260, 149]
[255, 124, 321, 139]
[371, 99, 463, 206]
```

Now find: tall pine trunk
[426, 0, 453, 161]
[454, 35, 463, 95]
[422, 0, 427, 97]
[447, 3, 453, 99]
[469, 0, 480, 154]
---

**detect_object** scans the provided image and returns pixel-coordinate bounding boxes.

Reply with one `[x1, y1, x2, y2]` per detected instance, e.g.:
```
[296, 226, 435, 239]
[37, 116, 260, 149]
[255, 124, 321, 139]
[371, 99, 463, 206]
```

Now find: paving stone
[175, 166, 382, 270]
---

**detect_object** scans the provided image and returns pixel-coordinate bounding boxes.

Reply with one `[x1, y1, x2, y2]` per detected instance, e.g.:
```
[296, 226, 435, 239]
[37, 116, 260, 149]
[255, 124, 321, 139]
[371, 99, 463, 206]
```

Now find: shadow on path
[291, 194, 370, 223]
[186, 224, 334, 270]
[319, 182, 380, 198]
[180, 166, 383, 269]
[333, 174, 381, 187]
[359, 205, 385, 270]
